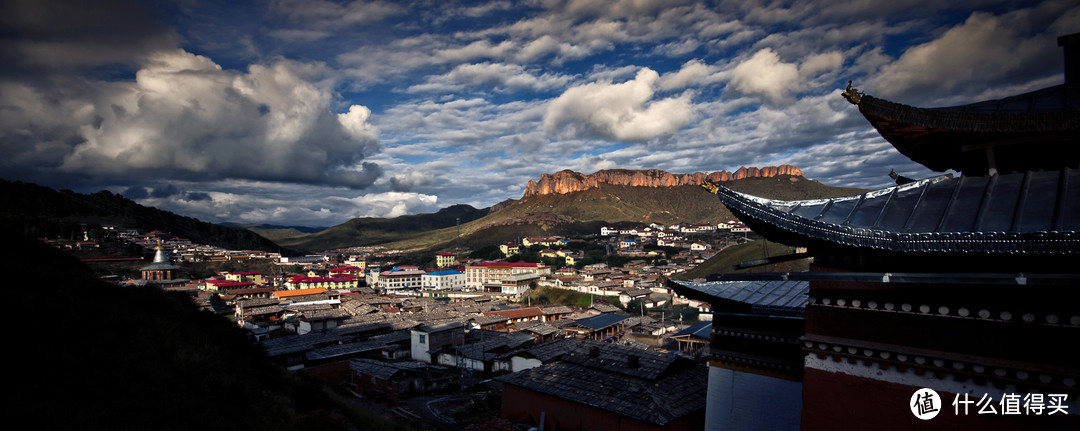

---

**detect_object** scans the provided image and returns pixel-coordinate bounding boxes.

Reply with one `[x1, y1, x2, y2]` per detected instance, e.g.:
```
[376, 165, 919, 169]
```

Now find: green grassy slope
[381, 175, 865, 253]
[282, 174, 866, 253]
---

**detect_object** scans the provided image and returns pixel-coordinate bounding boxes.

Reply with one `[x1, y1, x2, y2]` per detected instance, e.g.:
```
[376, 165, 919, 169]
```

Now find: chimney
[588, 346, 599, 358]
[627, 354, 640, 369]
[1059, 33, 1080, 110]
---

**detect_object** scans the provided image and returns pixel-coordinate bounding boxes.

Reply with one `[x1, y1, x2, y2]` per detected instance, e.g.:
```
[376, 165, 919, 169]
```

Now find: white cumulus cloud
[543, 68, 694, 141]
[57, 49, 381, 188]
[729, 48, 801, 104]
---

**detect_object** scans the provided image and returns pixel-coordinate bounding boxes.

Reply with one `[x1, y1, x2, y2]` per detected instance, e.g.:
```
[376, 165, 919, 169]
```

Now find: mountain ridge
[377, 173, 867, 253]
[524, 165, 804, 197]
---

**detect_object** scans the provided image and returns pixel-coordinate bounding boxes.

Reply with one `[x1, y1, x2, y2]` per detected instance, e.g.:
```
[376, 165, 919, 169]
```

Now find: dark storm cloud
[121, 186, 150, 200]
[149, 184, 181, 199]
[184, 191, 212, 202]
[0, 0, 176, 76]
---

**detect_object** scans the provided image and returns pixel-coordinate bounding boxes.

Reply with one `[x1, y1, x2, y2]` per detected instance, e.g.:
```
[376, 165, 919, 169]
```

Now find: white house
[501, 273, 540, 296]
[410, 323, 464, 364]
[422, 270, 465, 290]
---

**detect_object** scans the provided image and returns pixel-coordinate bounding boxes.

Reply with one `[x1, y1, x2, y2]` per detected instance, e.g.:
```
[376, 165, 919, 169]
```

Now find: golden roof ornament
[700, 180, 719, 194]
[842, 80, 863, 105]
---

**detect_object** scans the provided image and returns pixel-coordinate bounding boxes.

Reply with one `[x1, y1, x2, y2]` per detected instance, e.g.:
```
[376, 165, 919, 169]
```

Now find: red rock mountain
[523, 165, 804, 197]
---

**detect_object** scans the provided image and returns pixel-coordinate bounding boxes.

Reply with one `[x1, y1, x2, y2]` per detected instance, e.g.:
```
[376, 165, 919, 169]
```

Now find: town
[51, 219, 758, 429]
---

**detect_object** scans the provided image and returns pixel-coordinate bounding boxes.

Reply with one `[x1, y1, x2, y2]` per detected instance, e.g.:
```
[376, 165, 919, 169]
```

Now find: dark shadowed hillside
[0, 179, 284, 252]
[277, 204, 489, 251]
[4, 228, 400, 431]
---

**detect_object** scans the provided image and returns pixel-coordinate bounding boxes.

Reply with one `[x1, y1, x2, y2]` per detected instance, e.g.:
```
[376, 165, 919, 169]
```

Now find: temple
[140, 246, 179, 282]
[675, 34, 1079, 430]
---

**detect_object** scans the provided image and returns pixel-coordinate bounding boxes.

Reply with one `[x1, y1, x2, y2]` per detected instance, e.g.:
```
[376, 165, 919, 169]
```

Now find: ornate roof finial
[889, 169, 915, 185]
[700, 180, 719, 194]
[842, 80, 863, 105]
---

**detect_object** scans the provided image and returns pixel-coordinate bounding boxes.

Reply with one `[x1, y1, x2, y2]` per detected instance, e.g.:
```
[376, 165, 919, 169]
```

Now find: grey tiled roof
[287, 303, 334, 313]
[302, 308, 352, 321]
[713, 170, 1080, 255]
[539, 304, 573, 315]
[567, 314, 629, 331]
[342, 301, 377, 315]
[671, 321, 712, 339]
[306, 330, 411, 360]
[518, 338, 579, 362]
[472, 314, 510, 325]
[588, 303, 621, 313]
[672, 280, 808, 313]
[520, 323, 558, 336]
[456, 332, 534, 361]
[560, 340, 677, 380]
[243, 305, 284, 316]
[236, 298, 279, 309]
[262, 332, 346, 356]
[498, 341, 706, 425]
[349, 358, 426, 380]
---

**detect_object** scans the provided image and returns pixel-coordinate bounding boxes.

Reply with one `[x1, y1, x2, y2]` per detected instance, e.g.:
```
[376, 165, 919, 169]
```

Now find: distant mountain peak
[522, 165, 804, 197]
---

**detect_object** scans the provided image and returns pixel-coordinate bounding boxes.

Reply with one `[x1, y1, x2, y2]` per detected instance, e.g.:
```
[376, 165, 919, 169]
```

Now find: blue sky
[2, 0, 1076, 227]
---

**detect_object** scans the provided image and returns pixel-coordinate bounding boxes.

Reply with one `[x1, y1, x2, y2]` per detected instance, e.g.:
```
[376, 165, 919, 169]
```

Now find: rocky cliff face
[522, 165, 804, 197]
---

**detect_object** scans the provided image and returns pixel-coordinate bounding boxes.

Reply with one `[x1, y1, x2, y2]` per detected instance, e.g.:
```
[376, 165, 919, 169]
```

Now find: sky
[2, 0, 1076, 227]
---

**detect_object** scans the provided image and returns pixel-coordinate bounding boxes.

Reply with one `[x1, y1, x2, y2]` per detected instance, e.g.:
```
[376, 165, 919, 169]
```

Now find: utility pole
[456, 217, 461, 250]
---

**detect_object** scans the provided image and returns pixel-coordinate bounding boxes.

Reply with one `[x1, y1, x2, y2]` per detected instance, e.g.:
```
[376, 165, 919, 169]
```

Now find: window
[418, 334, 426, 344]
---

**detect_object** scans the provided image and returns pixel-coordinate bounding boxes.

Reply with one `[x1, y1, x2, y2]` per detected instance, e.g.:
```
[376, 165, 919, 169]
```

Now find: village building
[464, 261, 551, 290]
[368, 267, 425, 293]
[421, 269, 465, 290]
[483, 307, 544, 325]
[272, 287, 329, 301]
[140, 246, 178, 282]
[348, 358, 440, 403]
[563, 313, 627, 341]
[328, 266, 364, 277]
[285, 275, 359, 290]
[410, 323, 466, 364]
[297, 309, 352, 335]
[470, 314, 510, 332]
[671, 280, 808, 430]
[435, 253, 456, 268]
[538, 304, 573, 322]
[437, 330, 534, 373]
[500, 273, 540, 296]
[223, 271, 263, 284]
[522, 236, 566, 247]
[498, 339, 707, 431]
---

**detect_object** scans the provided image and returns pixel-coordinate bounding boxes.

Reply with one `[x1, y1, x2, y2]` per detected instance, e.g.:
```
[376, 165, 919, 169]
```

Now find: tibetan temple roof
[672, 280, 808, 315]
[843, 84, 1080, 175]
[708, 169, 1080, 256]
[140, 247, 179, 272]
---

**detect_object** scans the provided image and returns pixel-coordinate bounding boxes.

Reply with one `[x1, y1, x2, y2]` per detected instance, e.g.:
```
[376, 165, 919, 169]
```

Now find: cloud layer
[2, 0, 1077, 227]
